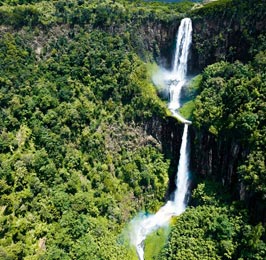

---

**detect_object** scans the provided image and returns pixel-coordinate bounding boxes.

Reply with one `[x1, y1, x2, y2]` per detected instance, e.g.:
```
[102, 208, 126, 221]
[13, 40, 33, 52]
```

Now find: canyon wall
[190, 0, 266, 70]
[144, 116, 184, 197]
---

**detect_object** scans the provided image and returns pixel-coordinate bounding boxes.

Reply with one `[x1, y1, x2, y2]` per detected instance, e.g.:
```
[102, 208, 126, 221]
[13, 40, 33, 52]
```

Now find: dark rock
[144, 115, 184, 199]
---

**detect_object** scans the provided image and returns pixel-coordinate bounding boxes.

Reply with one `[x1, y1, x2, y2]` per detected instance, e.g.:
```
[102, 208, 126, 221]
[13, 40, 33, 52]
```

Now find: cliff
[190, 128, 247, 193]
[144, 115, 184, 197]
[137, 19, 181, 68]
[190, 0, 266, 70]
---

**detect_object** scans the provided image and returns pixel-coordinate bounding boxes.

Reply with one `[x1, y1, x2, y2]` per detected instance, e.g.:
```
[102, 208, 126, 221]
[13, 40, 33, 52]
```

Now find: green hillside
[0, 0, 265, 259]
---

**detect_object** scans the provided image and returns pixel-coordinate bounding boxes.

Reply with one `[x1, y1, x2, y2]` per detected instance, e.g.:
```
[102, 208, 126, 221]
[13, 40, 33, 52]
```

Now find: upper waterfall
[168, 18, 192, 123]
[172, 18, 192, 77]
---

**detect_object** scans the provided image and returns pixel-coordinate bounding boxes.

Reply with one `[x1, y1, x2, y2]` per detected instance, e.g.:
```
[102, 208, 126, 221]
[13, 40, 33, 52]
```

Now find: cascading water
[173, 123, 189, 214]
[173, 18, 192, 78]
[130, 18, 192, 260]
[168, 17, 192, 122]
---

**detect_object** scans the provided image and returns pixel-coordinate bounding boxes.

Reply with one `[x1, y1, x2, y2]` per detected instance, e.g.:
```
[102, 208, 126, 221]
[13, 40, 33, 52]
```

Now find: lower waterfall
[130, 124, 190, 260]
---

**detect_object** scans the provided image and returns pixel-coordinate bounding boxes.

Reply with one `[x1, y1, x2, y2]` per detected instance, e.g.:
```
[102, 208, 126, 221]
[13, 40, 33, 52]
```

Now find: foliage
[0, 0, 196, 28]
[158, 180, 266, 260]
[193, 57, 266, 218]
[0, 0, 266, 259]
[159, 204, 266, 260]
[179, 100, 194, 120]
[145, 227, 170, 260]
[0, 17, 171, 258]
[179, 74, 202, 119]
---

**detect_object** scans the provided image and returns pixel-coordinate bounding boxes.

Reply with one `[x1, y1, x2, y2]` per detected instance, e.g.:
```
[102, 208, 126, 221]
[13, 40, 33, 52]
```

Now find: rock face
[190, 125, 266, 222]
[190, 0, 266, 70]
[137, 1, 266, 72]
[145, 117, 250, 206]
[190, 127, 249, 196]
[137, 18, 182, 68]
[144, 116, 184, 197]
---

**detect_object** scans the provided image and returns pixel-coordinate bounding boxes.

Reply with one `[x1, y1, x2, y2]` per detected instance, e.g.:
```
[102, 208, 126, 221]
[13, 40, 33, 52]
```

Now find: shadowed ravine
[130, 18, 192, 260]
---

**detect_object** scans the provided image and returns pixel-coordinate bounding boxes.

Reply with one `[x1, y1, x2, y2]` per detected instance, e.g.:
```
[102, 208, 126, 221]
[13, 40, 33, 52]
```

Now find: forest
[0, 0, 265, 259]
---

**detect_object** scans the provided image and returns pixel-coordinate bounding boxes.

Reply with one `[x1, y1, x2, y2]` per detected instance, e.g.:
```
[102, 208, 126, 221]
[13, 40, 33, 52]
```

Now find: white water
[130, 18, 192, 260]
[173, 18, 193, 78]
[168, 17, 192, 123]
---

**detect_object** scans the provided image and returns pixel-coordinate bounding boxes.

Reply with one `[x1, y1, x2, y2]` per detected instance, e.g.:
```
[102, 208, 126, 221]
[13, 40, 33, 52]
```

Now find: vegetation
[0, 29, 172, 257]
[0, 0, 189, 257]
[0, 0, 266, 259]
[179, 74, 202, 119]
[193, 58, 266, 208]
[0, 0, 195, 28]
[145, 227, 170, 260]
[159, 181, 266, 260]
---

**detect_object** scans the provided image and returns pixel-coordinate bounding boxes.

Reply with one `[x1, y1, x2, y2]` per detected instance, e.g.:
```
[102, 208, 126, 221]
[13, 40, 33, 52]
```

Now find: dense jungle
[0, 0, 265, 259]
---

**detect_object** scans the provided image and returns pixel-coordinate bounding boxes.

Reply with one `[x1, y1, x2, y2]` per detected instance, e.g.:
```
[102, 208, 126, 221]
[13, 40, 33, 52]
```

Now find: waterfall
[173, 18, 192, 77]
[168, 17, 192, 119]
[173, 123, 189, 214]
[130, 18, 192, 260]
